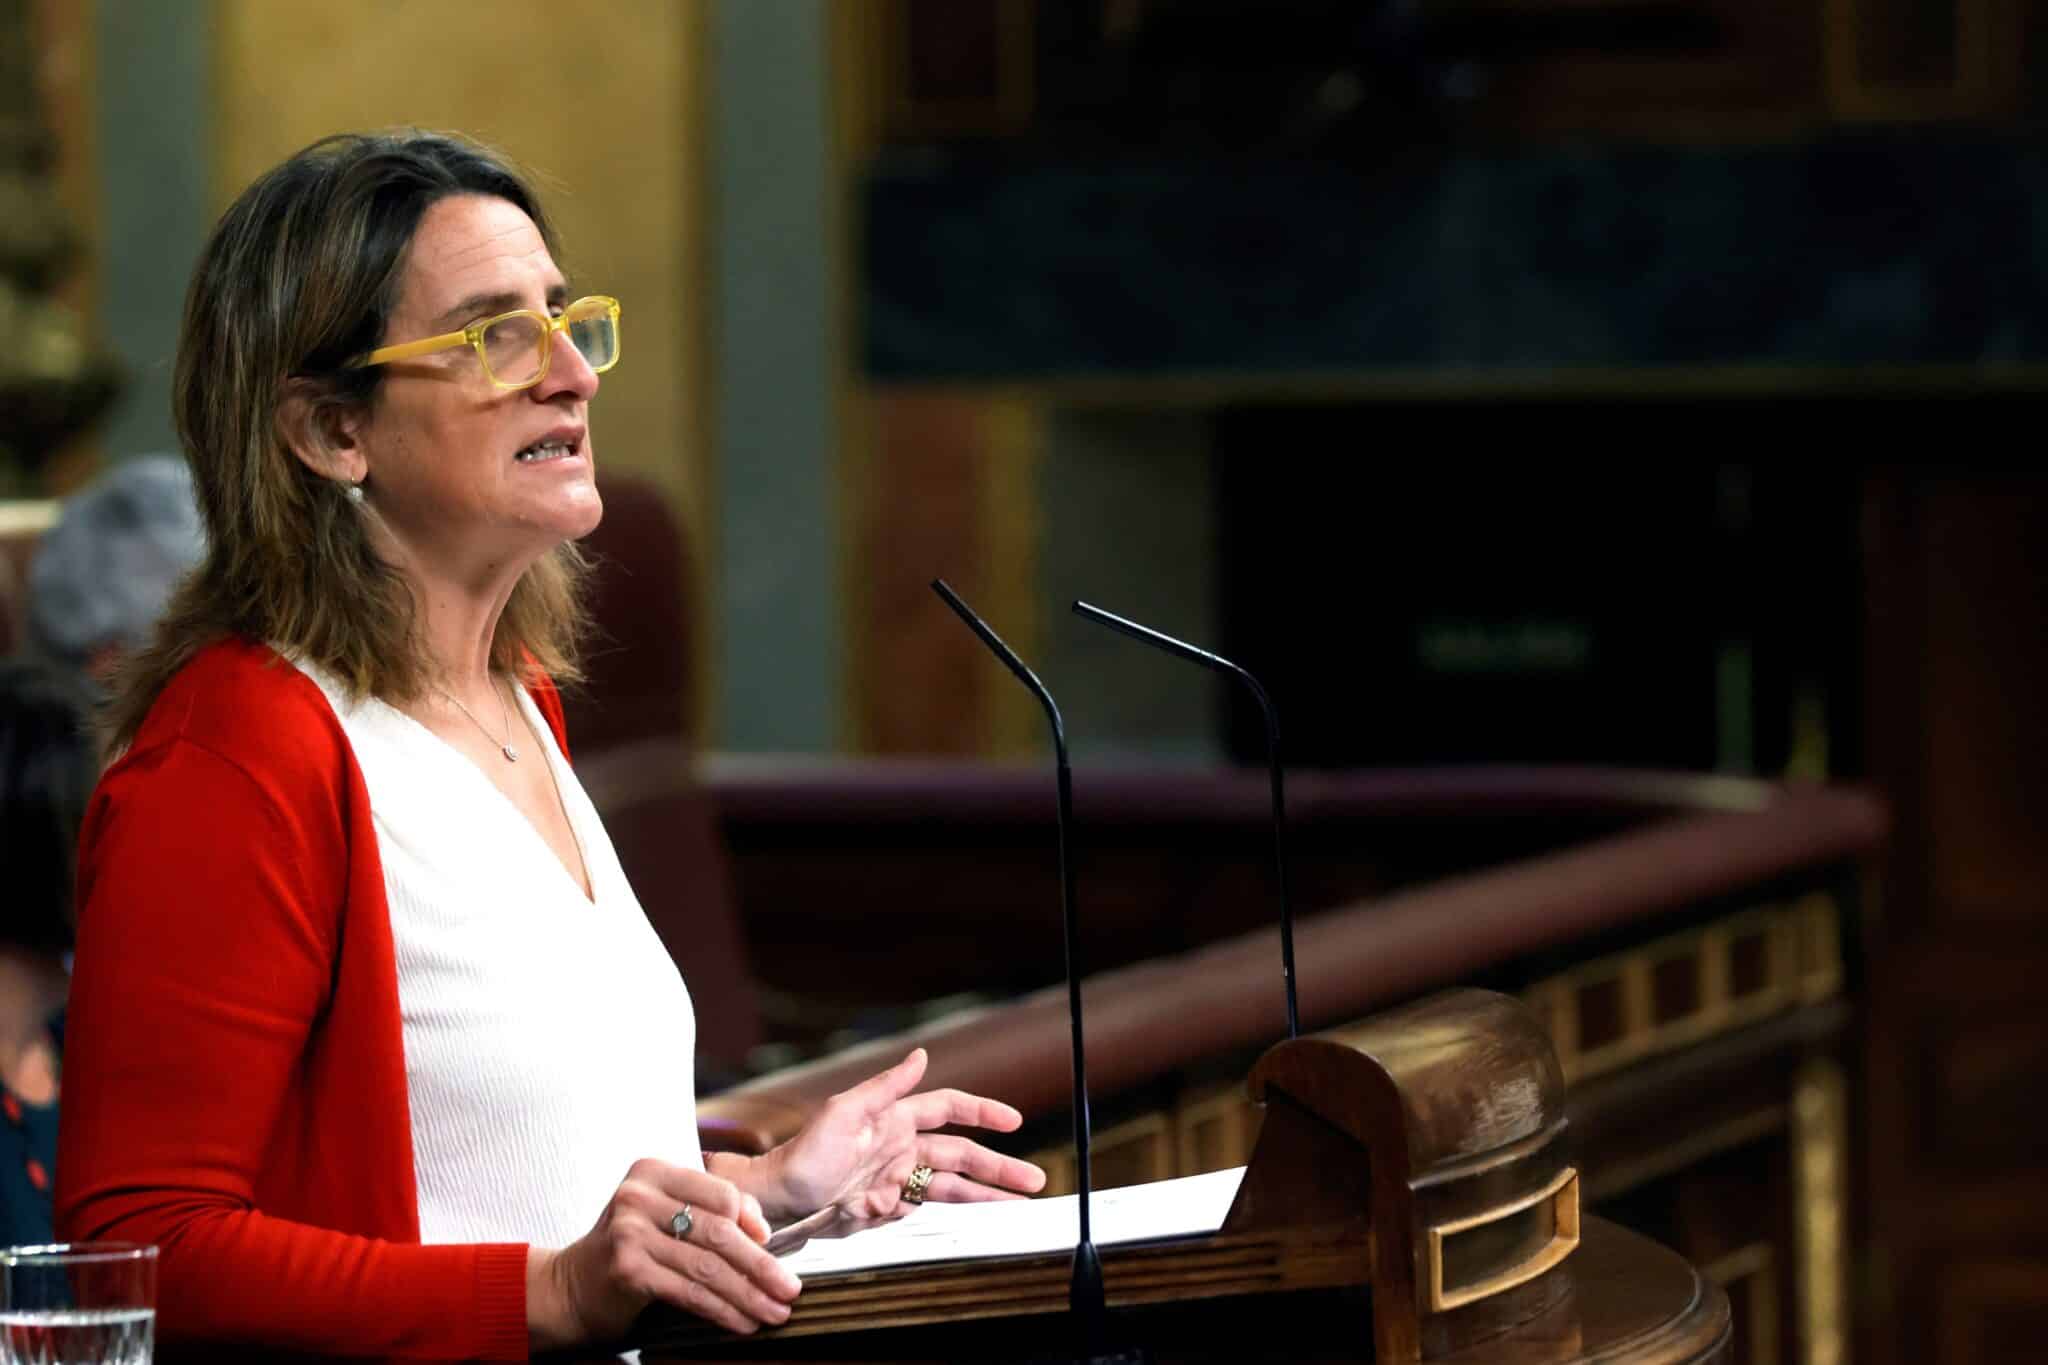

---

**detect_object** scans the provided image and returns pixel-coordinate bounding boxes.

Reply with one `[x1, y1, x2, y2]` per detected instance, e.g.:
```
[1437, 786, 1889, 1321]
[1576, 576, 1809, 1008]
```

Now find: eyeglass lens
[478, 301, 618, 387]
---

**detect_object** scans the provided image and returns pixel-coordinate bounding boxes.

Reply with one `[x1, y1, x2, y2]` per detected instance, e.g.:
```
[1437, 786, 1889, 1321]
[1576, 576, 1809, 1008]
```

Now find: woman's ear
[276, 379, 367, 486]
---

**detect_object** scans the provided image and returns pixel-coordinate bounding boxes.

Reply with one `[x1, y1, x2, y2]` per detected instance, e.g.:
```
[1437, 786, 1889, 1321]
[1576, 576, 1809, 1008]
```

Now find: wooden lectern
[635, 990, 1729, 1363]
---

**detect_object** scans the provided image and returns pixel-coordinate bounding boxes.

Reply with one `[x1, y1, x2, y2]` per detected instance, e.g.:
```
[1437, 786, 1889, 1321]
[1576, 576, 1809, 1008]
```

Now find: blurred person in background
[0, 658, 97, 1245]
[24, 454, 205, 695]
[55, 129, 1043, 1362]
[2, 456, 195, 1243]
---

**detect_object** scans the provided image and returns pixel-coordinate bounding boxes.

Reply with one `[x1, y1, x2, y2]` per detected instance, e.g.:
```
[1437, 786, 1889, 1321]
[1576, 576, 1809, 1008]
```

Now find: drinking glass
[0, 1244, 155, 1365]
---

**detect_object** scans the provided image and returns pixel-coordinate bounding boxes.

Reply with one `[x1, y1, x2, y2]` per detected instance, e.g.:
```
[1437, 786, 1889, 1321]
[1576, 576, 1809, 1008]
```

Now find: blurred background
[3, 1, 2044, 1361]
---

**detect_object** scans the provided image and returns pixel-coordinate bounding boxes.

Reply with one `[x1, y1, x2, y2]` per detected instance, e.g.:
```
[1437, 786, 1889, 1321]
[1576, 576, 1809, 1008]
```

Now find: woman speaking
[55, 130, 1042, 1360]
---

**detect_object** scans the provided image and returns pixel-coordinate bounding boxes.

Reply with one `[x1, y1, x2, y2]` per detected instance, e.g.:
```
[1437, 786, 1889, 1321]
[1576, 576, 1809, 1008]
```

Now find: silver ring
[670, 1204, 694, 1240]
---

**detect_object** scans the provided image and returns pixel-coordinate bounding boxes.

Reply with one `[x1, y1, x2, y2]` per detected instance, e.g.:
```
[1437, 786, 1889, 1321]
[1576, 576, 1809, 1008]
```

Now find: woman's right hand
[526, 1159, 804, 1350]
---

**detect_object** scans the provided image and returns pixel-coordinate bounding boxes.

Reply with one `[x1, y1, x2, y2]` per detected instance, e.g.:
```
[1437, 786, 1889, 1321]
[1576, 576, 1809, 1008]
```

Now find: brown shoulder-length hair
[109, 130, 588, 748]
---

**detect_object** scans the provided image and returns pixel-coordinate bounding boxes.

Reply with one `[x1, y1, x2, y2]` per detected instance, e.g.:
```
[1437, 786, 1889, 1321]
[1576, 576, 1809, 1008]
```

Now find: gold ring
[901, 1164, 936, 1205]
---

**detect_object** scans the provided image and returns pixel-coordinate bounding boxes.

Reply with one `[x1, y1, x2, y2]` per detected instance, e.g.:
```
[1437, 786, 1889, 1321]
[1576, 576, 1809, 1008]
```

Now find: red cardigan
[57, 639, 560, 1361]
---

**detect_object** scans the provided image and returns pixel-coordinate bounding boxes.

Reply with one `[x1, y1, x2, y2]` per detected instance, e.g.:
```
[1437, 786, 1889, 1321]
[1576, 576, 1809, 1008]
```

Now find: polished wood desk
[641, 992, 1730, 1365]
[695, 780, 1878, 1365]
[622, 1219, 1725, 1364]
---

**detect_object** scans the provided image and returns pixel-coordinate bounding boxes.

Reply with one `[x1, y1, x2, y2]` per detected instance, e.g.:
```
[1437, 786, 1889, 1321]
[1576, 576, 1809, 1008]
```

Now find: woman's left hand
[736, 1048, 1046, 1237]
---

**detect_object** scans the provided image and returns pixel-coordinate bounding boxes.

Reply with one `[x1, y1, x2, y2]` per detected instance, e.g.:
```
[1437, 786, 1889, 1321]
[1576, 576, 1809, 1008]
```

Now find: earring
[344, 479, 365, 505]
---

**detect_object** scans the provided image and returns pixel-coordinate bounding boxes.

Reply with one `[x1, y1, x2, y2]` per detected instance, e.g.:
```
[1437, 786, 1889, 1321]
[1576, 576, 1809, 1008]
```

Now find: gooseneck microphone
[931, 580, 1124, 1359]
[1071, 601, 1300, 1040]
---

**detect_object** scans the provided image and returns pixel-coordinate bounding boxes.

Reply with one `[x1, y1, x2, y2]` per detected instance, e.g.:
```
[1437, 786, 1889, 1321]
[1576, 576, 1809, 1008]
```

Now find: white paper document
[776, 1166, 1247, 1278]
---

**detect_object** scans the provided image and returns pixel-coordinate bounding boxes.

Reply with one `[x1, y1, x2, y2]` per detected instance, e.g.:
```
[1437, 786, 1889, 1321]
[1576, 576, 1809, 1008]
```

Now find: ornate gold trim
[1425, 1166, 1581, 1313]
[1792, 1058, 1849, 1365]
[1525, 898, 1842, 1086]
[1026, 899, 1848, 1210]
[1795, 893, 1846, 1003]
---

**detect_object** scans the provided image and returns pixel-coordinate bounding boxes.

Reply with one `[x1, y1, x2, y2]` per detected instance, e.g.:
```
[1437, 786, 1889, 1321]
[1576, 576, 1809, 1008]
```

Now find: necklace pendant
[502, 744, 520, 762]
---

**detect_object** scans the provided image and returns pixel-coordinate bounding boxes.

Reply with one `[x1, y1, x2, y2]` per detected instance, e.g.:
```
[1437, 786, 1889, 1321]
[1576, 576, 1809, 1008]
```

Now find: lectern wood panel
[630, 1223, 1725, 1364]
[643, 991, 1727, 1364]
[652, 992, 1635, 1362]
[697, 782, 1876, 1363]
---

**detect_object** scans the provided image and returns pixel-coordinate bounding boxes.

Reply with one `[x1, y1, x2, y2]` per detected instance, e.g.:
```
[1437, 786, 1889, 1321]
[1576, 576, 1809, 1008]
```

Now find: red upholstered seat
[564, 476, 696, 752]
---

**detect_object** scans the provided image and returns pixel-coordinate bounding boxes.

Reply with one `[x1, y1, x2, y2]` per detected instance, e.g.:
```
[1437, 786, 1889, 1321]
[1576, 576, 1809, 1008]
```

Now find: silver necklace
[437, 675, 519, 762]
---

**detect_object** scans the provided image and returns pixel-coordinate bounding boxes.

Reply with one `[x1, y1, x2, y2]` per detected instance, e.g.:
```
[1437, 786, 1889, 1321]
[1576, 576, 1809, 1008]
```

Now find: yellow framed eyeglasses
[353, 294, 621, 391]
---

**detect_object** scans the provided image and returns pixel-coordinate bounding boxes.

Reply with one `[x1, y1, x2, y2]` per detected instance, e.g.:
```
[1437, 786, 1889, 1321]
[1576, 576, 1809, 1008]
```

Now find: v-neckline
[327, 669, 600, 908]
[399, 686, 595, 906]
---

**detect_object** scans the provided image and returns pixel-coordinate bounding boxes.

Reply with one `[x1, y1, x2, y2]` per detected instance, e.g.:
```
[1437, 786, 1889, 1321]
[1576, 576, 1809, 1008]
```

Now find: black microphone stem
[931, 580, 1108, 1335]
[1071, 601, 1300, 1040]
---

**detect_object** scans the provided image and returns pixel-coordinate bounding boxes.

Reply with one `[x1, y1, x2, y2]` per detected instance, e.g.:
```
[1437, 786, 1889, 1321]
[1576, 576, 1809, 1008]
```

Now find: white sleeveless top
[295, 660, 702, 1247]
